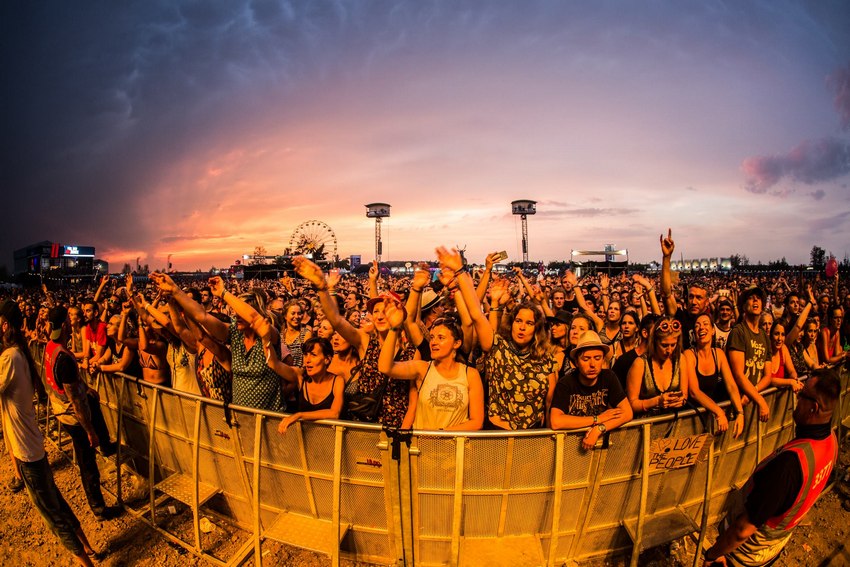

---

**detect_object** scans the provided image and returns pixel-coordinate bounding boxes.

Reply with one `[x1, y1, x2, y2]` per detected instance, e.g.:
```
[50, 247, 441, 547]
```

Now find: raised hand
[383, 299, 405, 329]
[208, 276, 226, 297]
[435, 246, 464, 272]
[411, 265, 431, 291]
[151, 272, 178, 294]
[326, 270, 341, 291]
[489, 279, 511, 306]
[292, 257, 327, 289]
[437, 267, 455, 288]
[368, 260, 379, 281]
[660, 228, 675, 257]
[485, 252, 502, 271]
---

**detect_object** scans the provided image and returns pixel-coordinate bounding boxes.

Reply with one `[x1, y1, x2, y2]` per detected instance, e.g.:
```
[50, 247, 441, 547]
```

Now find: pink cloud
[742, 137, 850, 193]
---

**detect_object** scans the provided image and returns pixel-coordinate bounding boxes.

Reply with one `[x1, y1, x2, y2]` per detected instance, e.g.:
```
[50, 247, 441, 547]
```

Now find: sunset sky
[3, 1, 850, 271]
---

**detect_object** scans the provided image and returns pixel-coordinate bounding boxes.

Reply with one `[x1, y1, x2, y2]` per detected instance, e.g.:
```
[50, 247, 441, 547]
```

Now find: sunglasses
[655, 319, 682, 333]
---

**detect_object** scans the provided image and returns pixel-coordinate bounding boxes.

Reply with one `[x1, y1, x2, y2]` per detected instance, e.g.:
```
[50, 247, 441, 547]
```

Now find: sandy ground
[0, 428, 847, 567]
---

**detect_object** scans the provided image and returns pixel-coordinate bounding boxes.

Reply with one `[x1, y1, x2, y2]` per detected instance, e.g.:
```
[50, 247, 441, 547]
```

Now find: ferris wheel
[289, 220, 338, 261]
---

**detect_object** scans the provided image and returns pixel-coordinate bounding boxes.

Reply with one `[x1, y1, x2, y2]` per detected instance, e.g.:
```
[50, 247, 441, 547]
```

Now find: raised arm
[93, 275, 109, 304]
[378, 302, 426, 381]
[659, 229, 678, 316]
[212, 277, 279, 344]
[437, 246, 494, 352]
[117, 302, 138, 350]
[599, 274, 611, 313]
[167, 298, 199, 353]
[452, 284, 475, 353]
[567, 272, 603, 331]
[633, 274, 660, 316]
[476, 252, 501, 302]
[403, 266, 431, 347]
[368, 260, 380, 299]
[786, 289, 814, 346]
[293, 257, 366, 353]
[151, 272, 229, 342]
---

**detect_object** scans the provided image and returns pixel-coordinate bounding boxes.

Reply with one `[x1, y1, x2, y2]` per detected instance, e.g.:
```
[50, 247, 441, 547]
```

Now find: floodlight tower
[511, 199, 537, 264]
[365, 203, 391, 262]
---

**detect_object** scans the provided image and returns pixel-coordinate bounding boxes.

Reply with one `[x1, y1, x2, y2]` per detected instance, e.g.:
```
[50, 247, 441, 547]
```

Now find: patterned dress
[285, 327, 309, 367]
[196, 347, 232, 403]
[356, 333, 415, 428]
[229, 319, 284, 411]
[484, 335, 556, 430]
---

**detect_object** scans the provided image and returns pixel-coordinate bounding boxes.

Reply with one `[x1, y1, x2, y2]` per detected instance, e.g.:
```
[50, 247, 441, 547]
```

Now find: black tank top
[692, 348, 728, 402]
[298, 375, 337, 412]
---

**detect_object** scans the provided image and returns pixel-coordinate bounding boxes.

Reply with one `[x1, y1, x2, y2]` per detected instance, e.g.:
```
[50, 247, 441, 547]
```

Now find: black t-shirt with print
[551, 369, 626, 417]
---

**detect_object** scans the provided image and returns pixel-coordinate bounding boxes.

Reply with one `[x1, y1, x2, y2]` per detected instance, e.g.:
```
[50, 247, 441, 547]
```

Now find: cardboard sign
[648, 433, 711, 472]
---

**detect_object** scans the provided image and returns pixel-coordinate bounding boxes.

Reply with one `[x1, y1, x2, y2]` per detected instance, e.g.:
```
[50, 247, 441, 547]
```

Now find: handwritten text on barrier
[648, 433, 711, 471]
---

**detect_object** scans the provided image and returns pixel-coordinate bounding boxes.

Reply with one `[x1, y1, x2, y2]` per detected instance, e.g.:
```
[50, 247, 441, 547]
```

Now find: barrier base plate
[155, 473, 219, 507]
[623, 506, 699, 551]
[264, 512, 349, 555]
[459, 535, 545, 567]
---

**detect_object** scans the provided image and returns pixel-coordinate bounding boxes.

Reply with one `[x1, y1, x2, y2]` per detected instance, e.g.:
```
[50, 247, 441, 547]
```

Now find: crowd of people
[1, 228, 848, 564]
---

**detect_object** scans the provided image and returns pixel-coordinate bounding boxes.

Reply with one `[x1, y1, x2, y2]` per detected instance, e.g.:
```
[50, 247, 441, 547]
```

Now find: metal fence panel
[74, 366, 850, 567]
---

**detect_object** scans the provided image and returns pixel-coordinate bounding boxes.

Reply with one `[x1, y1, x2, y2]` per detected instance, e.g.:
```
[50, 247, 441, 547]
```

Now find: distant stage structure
[289, 220, 338, 262]
[366, 203, 391, 262]
[511, 199, 536, 263]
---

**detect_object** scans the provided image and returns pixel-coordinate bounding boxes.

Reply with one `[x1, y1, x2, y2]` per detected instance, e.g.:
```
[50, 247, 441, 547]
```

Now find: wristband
[593, 415, 598, 425]
[455, 265, 469, 276]
[411, 287, 423, 293]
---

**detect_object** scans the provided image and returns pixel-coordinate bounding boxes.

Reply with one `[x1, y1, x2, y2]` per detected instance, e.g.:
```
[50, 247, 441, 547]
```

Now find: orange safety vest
[752, 434, 838, 531]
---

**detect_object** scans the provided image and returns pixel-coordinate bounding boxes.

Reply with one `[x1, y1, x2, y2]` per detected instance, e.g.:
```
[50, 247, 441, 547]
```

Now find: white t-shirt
[167, 342, 201, 395]
[0, 347, 45, 463]
[413, 362, 470, 430]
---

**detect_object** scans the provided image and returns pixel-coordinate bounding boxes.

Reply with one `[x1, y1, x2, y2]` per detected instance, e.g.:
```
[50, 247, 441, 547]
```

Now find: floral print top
[355, 333, 415, 428]
[484, 335, 556, 430]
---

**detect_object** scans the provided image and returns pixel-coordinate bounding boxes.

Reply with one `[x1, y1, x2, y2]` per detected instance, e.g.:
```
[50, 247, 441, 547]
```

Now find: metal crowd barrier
[28, 340, 850, 566]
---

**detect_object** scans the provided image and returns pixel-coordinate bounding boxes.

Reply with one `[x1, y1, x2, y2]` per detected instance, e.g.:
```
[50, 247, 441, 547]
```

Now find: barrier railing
[29, 344, 850, 566]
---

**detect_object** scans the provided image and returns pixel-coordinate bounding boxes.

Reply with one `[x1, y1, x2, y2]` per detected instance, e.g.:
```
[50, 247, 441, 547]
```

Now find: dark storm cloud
[741, 137, 850, 194]
[0, 0, 348, 262]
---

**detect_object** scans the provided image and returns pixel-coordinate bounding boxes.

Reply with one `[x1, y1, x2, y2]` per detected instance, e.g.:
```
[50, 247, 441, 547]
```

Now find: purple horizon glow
[3, 1, 850, 271]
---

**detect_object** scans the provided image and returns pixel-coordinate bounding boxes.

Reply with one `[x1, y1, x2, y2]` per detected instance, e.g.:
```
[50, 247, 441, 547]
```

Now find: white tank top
[412, 362, 470, 430]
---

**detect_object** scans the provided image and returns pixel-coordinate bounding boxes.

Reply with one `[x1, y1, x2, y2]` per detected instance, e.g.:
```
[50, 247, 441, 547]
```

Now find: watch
[596, 423, 607, 434]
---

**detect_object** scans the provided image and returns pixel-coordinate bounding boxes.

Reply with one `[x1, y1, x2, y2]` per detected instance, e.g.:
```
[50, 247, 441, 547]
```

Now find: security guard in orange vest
[703, 369, 839, 566]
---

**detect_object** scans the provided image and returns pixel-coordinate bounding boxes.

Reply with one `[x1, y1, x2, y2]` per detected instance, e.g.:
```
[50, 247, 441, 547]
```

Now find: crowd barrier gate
[28, 341, 850, 567]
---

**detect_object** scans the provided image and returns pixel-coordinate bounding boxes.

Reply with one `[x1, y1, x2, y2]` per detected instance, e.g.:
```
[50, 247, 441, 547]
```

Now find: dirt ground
[1, 431, 847, 567]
